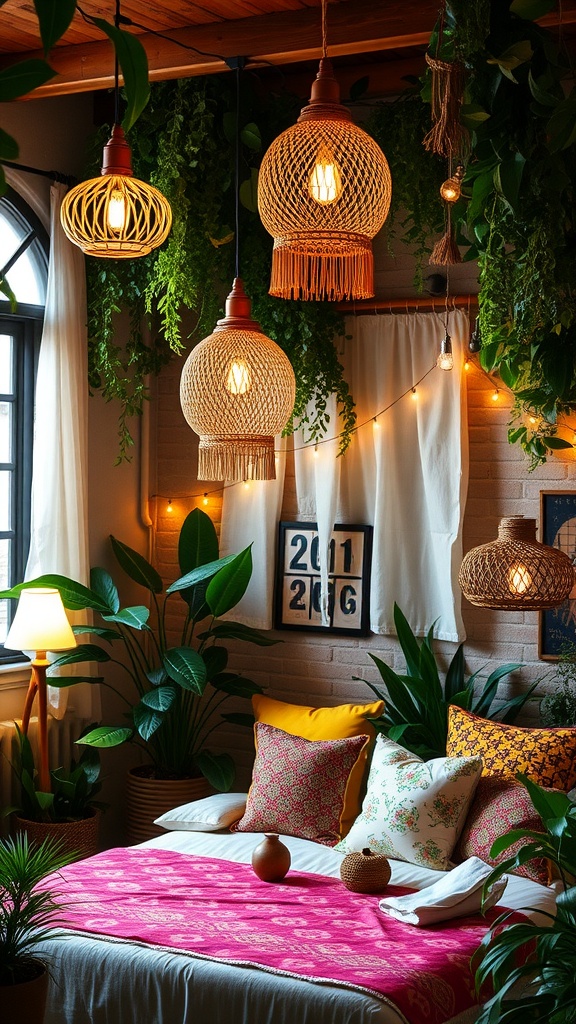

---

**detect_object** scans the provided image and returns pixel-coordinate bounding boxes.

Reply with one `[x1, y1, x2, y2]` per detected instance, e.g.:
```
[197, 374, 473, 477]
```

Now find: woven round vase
[251, 833, 291, 882]
[459, 516, 575, 609]
[14, 808, 100, 862]
[340, 848, 391, 894]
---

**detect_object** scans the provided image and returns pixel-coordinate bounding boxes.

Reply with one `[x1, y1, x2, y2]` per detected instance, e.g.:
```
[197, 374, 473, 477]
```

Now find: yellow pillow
[251, 695, 384, 837]
[446, 706, 576, 792]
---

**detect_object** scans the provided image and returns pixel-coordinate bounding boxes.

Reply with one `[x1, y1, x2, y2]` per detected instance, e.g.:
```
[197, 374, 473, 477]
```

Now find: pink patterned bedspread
[46, 847, 509, 1024]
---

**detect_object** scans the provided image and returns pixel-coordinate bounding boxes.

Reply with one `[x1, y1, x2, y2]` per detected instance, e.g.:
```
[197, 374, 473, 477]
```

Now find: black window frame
[0, 187, 48, 662]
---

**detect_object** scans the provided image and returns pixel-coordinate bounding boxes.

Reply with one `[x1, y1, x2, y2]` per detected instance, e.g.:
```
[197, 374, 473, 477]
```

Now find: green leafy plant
[0, 832, 73, 986]
[540, 643, 576, 728]
[6, 723, 104, 824]
[359, 602, 538, 760]
[0, 509, 275, 791]
[474, 775, 576, 1023]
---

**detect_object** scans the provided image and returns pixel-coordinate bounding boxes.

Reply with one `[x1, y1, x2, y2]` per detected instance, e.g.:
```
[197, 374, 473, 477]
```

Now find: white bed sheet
[40, 830, 557, 1024]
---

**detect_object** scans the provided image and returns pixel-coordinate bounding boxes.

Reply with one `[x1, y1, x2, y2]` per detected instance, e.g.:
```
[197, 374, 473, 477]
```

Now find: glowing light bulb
[492, 389, 499, 402]
[309, 146, 342, 205]
[167, 499, 173, 514]
[464, 360, 470, 371]
[313, 444, 319, 458]
[529, 415, 537, 425]
[373, 417, 380, 430]
[107, 188, 126, 231]
[439, 165, 465, 204]
[509, 563, 532, 596]
[411, 388, 418, 401]
[437, 333, 454, 371]
[226, 359, 251, 395]
[202, 493, 209, 506]
[243, 480, 250, 491]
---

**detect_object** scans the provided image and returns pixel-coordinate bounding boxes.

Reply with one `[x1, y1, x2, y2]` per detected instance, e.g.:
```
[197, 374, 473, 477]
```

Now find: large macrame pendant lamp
[257, 0, 391, 301]
[180, 63, 295, 482]
[60, 2, 171, 259]
[459, 516, 574, 610]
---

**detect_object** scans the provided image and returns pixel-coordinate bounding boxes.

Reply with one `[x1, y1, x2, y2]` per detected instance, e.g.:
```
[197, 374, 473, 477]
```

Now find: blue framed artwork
[275, 521, 372, 636]
[539, 490, 576, 660]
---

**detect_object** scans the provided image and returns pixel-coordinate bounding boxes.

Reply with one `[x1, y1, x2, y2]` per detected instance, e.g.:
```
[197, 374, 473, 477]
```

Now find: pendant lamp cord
[235, 63, 240, 279]
[321, 0, 328, 58]
[114, 0, 121, 125]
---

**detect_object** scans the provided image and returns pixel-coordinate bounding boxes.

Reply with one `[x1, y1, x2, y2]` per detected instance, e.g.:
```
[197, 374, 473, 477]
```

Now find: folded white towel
[378, 856, 508, 927]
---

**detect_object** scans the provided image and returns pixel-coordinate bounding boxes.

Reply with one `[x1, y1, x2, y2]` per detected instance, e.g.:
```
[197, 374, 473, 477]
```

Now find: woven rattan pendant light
[257, 0, 391, 301]
[179, 63, 295, 482]
[60, 2, 171, 259]
[459, 516, 574, 610]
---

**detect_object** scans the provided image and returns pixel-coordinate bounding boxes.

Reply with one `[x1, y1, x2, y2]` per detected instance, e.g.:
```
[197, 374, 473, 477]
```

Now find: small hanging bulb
[437, 332, 454, 371]
[440, 165, 465, 203]
[167, 499, 173, 513]
[469, 316, 481, 353]
[373, 417, 380, 430]
[528, 414, 537, 426]
[309, 145, 343, 205]
[107, 187, 126, 231]
[464, 359, 470, 371]
[492, 388, 499, 402]
[411, 387, 418, 401]
[313, 444, 319, 458]
[226, 359, 251, 395]
[509, 562, 532, 596]
[243, 480, 250, 490]
[202, 493, 209, 506]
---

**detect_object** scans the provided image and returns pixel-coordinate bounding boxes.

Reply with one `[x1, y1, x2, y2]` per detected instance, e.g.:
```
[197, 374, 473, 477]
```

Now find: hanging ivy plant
[86, 74, 355, 460]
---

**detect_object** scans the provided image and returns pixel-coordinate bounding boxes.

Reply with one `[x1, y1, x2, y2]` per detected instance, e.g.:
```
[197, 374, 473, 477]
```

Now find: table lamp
[5, 587, 77, 792]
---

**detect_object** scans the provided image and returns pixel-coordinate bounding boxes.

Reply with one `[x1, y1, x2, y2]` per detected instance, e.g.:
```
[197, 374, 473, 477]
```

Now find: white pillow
[154, 793, 248, 832]
[335, 736, 482, 870]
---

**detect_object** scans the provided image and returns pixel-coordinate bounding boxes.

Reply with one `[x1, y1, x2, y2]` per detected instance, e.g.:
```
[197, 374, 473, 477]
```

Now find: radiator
[0, 715, 92, 820]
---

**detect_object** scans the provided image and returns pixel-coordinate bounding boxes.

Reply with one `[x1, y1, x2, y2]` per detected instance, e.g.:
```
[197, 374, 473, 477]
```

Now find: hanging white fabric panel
[25, 183, 99, 721]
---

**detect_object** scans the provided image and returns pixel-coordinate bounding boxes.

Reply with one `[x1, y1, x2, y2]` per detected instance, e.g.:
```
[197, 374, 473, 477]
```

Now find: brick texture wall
[152, 341, 576, 790]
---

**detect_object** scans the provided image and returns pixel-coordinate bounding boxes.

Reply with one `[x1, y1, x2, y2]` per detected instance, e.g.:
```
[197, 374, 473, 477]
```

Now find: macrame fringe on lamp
[257, 19, 391, 302]
[423, 53, 468, 159]
[458, 516, 575, 610]
[180, 279, 295, 482]
[430, 205, 462, 266]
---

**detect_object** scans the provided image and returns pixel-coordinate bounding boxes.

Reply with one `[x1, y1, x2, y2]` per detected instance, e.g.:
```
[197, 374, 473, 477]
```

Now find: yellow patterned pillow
[446, 706, 576, 792]
[251, 695, 384, 837]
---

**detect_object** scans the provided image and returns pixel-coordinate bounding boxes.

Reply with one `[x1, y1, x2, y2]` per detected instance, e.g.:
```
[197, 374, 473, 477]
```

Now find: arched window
[0, 187, 48, 655]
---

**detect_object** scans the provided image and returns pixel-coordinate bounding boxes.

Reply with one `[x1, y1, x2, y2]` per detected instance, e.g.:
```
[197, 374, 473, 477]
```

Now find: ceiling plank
[5, 0, 441, 97]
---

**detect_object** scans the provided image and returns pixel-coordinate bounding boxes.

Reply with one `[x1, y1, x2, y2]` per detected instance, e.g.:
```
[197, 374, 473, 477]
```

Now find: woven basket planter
[340, 847, 391, 894]
[126, 768, 212, 845]
[14, 808, 100, 862]
[0, 962, 49, 1024]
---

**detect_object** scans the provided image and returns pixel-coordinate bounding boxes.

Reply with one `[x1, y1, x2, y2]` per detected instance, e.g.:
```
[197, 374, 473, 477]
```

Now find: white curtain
[220, 310, 469, 641]
[25, 183, 99, 720]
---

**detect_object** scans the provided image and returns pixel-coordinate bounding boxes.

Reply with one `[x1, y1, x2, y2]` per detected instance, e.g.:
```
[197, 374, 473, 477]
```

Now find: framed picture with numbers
[275, 522, 373, 636]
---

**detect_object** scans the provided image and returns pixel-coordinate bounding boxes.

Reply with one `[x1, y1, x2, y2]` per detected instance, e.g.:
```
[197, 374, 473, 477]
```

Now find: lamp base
[198, 435, 276, 482]
[269, 232, 374, 301]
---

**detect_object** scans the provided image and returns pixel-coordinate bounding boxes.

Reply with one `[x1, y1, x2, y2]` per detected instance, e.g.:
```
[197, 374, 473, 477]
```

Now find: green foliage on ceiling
[86, 75, 355, 461]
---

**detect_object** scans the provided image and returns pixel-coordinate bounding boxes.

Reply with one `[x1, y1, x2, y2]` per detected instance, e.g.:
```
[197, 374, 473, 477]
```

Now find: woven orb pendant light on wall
[180, 278, 295, 481]
[257, 0, 391, 301]
[459, 516, 574, 610]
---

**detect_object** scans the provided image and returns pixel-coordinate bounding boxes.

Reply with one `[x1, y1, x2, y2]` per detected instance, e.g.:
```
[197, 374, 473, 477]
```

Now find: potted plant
[0, 832, 73, 1024]
[0, 509, 275, 842]
[5, 724, 104, 861]
[474, 775, 576, 1022]
[359, 603, 539, 760]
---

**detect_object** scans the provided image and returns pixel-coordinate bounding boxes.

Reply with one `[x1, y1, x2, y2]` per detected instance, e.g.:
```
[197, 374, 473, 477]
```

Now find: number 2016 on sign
[275, 522, 372, 636]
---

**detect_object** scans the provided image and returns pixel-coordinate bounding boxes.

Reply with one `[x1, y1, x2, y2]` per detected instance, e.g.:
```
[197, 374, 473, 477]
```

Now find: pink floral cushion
[233, 722, 369, 845]
[454, 777, 549, 885]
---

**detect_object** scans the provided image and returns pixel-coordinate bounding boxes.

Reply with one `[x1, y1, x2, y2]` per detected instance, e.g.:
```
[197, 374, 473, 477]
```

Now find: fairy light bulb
[411, 387, 418, 401]
[509, 563, 532, 596]
[202, 493, 209, 506]
[107, 188, 126, 231]
[464, 359, 470, 371]
[226, 359, 251, 395]
[439, 165, 465, 203]
[529, 415, 537, 426]
[243, 480, 250, 490]
[313, 444, 319, 458]
[309, 146, 342, 205]
[167, 499, 173, 513]
[373, 417, 379, 430]
[492, 389, 499, 402]
[437, 332, 454, 371]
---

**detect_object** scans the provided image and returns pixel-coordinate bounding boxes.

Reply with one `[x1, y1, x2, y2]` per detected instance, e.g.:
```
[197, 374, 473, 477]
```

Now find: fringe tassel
[269, 243, 374, 301]
[429, 226, 462, 265]
[423, 54, 467, 159]
[198, 436, 276, 482]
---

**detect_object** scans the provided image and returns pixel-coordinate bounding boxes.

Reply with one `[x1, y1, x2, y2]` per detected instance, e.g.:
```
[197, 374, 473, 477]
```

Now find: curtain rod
[2, 160, 76, 187]
[336, 294, 478, 314]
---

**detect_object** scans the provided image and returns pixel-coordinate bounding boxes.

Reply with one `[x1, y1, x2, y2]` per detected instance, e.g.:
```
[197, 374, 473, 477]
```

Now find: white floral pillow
[335, 735, 483, 870]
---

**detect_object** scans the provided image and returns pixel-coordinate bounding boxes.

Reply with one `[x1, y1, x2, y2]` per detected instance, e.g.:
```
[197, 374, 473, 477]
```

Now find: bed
[38, 826, 558, 1024]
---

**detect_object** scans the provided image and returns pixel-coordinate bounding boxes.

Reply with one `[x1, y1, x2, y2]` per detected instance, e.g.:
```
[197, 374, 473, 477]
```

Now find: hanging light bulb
[257, 0, 391, 301]
[60, 2, 171, 258]
[437, 332, 454, 370]
[469, 316, 482, 352]
[226, 359, 251, 395]
[439, 165, 465, 203]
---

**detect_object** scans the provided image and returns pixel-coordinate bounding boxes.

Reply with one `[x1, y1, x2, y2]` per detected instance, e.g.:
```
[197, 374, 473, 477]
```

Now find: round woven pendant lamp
[458, 516, 574, 609]
[60, 124, 172, 259]
[257, 54, 391, 301]
[180, 279, 295, 482]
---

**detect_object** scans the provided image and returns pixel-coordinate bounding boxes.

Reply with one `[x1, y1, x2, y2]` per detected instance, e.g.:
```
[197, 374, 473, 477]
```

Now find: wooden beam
[4, 0, 441, 98]
[336, 295, 478, 315]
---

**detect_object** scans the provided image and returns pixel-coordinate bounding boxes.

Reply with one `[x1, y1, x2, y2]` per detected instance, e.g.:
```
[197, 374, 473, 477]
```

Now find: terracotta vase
[0, 962, 49, 1024]
[251, 833, 291, 882]
[14, 808, 100, 862]
[126, 767, 213, 845]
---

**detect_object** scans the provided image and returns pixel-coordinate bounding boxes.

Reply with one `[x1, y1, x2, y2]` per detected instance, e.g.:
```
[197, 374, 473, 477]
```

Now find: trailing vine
[86, 74, 354, 460]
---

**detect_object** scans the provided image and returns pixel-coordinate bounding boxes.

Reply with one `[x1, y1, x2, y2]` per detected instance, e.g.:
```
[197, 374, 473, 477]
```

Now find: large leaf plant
[359, 603, 538, 760]
[474, 775, 576, 1023]
[0, 509, 276, 791]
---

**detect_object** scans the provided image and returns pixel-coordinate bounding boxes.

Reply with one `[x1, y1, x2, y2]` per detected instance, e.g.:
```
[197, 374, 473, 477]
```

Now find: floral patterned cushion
[233, 722, 369, 845]
[454, 776, 549, 885]
[446, 706, 576, 792]
[335, 736, 483, 870]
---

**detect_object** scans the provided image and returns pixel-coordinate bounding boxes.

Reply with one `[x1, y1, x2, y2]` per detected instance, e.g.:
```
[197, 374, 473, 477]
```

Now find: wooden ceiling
[1, 0, 575, 99]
